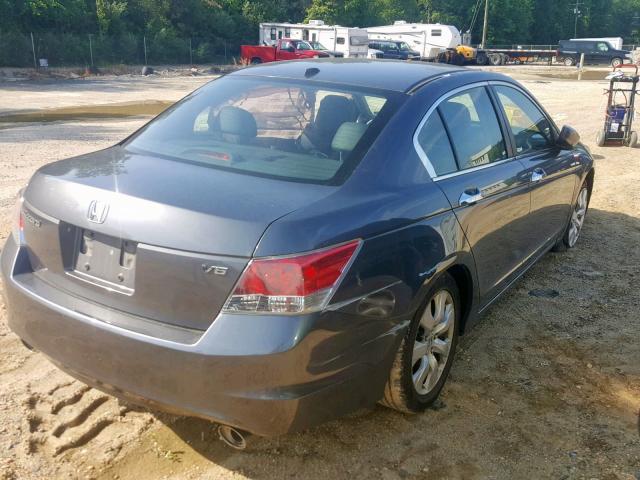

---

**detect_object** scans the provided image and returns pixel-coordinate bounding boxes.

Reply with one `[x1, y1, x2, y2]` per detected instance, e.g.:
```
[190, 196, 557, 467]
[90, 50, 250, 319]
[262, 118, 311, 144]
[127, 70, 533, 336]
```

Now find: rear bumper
[1, 236, 402, 436]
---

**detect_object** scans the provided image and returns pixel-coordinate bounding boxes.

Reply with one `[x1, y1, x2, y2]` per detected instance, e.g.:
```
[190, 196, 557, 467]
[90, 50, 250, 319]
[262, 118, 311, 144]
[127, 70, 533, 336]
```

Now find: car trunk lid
[20, 147, 334, 333]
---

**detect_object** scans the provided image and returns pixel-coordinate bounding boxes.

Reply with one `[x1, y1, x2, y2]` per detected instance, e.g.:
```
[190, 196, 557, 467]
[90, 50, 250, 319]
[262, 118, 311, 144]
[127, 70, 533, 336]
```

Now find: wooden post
[89, 34, 94, 66]
[578, 52, 585, 80]
[30, 32, 37, 69]
[143, 35, 148, 65]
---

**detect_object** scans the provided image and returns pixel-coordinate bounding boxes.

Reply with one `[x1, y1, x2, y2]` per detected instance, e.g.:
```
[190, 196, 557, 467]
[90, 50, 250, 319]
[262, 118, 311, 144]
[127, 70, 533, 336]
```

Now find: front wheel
[380, 273, 460, 413]
[611, 57, 623, 68]
[564, 57, 575, 66]
[553, 184, 590, 251]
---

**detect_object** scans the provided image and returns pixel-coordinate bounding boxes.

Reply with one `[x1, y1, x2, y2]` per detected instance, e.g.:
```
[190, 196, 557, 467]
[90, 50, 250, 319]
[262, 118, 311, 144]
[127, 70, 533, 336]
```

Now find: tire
[629, 131, 638, 148]
[250, 57, 262, 64]
[380, 273, 460, 413]
[489, 53, 501, 66]
[611, 57, 623, 68]
[476, 52, 489, 66]
[596, 130, 606, 147]
[563, 57, 575, 67]
[552, 183, 590, 252]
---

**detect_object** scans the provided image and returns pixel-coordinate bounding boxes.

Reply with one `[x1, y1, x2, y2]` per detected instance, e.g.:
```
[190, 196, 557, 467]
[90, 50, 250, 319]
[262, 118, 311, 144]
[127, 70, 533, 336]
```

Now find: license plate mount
[70, 230, 137, 294]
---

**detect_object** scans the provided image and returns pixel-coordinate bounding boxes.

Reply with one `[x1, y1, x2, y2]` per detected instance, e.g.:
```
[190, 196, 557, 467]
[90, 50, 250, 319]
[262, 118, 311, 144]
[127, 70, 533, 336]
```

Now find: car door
[594, 42, 613, 65]
[583, 42, 600, 64]
[278, 40, 297, 61]
[385, 44, 401, 59]
[492, 83, 579, 254]
[414, 84, 531, 305]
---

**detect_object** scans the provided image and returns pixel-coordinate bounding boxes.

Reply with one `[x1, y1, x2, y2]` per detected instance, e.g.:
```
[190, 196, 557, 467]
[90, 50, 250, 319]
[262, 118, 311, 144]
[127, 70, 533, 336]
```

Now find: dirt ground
[0, 65, 639, 480]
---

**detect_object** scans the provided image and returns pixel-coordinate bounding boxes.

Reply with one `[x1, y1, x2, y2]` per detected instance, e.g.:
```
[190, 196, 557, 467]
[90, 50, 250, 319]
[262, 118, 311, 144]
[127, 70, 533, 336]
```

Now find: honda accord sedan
[1, 60, 593, 445]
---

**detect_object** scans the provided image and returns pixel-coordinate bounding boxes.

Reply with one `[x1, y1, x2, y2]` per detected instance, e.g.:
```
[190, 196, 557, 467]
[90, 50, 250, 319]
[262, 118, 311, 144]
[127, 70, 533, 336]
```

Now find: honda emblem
[87, 200, 109, 224]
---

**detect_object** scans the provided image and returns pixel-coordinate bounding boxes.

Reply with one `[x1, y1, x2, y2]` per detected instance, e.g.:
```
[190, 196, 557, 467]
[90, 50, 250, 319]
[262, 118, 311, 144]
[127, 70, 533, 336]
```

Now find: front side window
[438, 87, 507, 170]
[398, 42, 411, 51]
[294, 40, 312, 50]
[597, 42, 609, 52]
[126, 77, 395, 184]
[495, 86, 554, 155]
[281, 40, 292, 50]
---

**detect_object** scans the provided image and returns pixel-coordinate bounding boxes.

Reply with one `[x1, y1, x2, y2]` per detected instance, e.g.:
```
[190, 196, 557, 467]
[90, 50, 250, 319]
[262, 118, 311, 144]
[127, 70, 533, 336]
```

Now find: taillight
[223, 240, 361, 314]
[11, 189, 25, 245]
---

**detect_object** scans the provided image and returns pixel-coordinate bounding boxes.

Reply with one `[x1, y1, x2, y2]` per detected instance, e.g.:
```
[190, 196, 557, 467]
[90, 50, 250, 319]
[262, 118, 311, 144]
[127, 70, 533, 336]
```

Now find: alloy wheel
[568, 188, 588, 247]
[412, 290, 455, 395]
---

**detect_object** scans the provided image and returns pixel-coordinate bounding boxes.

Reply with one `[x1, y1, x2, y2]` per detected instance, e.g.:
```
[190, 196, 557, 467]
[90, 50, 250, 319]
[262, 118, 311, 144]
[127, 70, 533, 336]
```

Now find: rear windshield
[125, 76, 398, 184]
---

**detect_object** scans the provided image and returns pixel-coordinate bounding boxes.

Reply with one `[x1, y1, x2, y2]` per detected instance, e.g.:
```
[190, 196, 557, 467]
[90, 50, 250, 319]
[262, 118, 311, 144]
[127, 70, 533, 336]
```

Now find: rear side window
[438, 87, 508, 170]
[416, 111, 457, 176]
[495, 86, 554, 154]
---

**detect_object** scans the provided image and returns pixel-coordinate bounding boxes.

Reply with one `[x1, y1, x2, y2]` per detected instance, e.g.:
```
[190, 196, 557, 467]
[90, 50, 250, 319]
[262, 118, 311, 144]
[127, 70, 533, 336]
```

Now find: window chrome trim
[413, 80, 544, 182]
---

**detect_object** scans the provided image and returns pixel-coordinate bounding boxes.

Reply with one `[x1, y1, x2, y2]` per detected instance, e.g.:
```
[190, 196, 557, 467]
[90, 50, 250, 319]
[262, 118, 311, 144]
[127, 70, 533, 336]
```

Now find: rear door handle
[459, 189, 483, 206]
[531, 168, 547, 182]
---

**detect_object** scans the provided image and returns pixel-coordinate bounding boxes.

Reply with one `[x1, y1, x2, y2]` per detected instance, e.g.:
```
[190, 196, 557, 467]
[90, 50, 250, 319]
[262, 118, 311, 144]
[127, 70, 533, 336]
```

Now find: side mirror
[557, 125, 580, 148]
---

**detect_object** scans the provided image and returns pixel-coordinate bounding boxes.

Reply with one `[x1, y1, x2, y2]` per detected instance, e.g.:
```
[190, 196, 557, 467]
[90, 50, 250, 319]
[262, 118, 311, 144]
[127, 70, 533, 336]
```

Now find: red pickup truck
[241, 39, 330, 64]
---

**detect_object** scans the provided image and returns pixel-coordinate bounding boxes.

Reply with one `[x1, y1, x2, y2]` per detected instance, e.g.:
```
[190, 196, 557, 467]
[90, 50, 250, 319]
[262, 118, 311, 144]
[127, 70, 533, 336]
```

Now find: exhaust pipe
[217, 425, 248, 450]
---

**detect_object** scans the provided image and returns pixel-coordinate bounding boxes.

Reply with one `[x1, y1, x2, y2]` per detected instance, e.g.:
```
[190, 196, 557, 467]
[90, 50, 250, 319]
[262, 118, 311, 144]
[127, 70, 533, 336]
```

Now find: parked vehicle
[557, 39, 632, 67]
[308, 41, 344, 58]
[570, 37, 624, 50]
[368, 40, 421, 60]
[240, 39, 329, 64]
[2, 60, 594, 447]
[368, 21, 461, 60]
[259, 21, 369, 58]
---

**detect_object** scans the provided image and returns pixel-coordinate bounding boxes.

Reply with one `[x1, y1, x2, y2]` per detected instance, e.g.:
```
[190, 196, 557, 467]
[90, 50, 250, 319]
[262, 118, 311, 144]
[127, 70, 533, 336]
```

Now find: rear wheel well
[445, 264, 473, 334]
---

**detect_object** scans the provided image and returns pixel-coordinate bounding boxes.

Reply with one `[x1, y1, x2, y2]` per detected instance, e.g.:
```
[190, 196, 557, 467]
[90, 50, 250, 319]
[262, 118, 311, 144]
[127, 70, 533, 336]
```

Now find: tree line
[0, 0, 638, 66]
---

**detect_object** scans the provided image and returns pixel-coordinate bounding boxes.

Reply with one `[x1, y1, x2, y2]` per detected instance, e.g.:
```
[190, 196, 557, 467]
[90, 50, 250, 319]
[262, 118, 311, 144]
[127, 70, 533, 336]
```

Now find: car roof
[232, 59, 467, 93]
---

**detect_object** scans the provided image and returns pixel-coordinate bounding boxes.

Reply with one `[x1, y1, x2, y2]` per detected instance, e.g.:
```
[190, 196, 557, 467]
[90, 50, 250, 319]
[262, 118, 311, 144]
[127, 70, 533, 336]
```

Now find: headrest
[316, 95, 356, 132]
[439, 101, 472, 126]
[217, 106, 257, 138]
[331, 122, 367, 153]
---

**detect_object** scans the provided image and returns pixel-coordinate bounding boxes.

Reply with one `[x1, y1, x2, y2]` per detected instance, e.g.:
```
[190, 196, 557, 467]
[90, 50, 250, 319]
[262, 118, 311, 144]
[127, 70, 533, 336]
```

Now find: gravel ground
[0, 67, 639, 480]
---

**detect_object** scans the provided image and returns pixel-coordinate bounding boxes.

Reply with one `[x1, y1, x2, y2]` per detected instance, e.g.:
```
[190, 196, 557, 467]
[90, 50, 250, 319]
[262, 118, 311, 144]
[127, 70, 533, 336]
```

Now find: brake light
[11, 189, 25, 245]
[223, 240, 361, 314]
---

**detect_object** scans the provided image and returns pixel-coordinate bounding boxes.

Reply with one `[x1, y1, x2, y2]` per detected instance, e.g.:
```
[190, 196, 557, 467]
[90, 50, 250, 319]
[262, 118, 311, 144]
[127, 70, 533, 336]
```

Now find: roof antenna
[305, 67, 320, 78]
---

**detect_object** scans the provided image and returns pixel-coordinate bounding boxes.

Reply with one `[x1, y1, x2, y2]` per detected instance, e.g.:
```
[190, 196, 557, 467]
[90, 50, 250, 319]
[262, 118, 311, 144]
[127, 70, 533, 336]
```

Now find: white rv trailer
[367, 21, 462, 60]
[570, 37, 624, 50]
[259, 21, 369, 58]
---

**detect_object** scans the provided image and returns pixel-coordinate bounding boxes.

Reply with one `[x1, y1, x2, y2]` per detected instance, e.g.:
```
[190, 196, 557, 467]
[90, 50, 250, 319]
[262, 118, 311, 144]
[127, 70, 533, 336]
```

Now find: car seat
[331, 122, 367, 161]
[208, 106, 258, 144]
[300, 95, 358, 155]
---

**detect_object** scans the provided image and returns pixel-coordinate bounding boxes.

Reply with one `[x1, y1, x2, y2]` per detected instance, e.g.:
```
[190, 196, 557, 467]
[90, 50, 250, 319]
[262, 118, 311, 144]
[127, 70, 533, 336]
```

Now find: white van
[367, 21, 461, 60]
[259, 21, 370, 58]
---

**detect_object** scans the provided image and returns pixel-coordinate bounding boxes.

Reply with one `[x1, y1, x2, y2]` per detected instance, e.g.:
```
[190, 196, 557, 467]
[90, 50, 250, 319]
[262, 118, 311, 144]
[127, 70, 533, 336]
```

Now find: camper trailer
[259, 21, 369, 58]
[367, 21, 461, 60]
